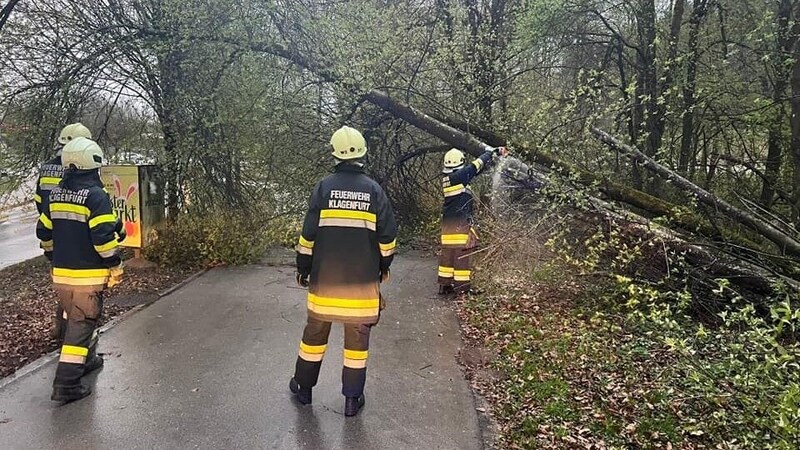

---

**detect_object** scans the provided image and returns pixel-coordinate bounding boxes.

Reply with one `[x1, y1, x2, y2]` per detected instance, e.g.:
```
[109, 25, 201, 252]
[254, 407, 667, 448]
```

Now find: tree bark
[678, 0, 709, 176]
[792, 55, 800, 227]
[790, 2, 800, 228]
[591, 126, 800, 257]
[760, 0, 793, 208]
[635, 0, 661, 187]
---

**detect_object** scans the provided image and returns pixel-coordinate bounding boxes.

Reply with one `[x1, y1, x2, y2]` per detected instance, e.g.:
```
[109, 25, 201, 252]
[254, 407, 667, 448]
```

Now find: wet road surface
[0, 254, 483, 449]
[0, 205, 40, 270]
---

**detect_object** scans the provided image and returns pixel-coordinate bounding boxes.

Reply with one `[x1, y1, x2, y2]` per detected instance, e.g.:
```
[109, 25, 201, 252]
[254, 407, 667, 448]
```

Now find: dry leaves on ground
[0, 257, 194, 378]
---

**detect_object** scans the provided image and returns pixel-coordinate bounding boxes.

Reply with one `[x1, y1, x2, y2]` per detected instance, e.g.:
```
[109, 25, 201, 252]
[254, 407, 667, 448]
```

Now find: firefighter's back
[49, 181, 110, 280]
[309, 168, 385, 322]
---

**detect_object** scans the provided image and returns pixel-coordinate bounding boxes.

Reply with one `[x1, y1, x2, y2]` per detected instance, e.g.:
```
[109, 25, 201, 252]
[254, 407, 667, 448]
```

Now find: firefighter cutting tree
[35, 137, 125, 403]
[438, 146, 508, 295]
[290, 125, 398, 417]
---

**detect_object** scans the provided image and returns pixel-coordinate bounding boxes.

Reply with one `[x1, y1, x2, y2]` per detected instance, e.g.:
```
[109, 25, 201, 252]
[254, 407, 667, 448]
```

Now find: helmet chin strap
[443, 165, 464, 174]
[335, 158, 365, 168]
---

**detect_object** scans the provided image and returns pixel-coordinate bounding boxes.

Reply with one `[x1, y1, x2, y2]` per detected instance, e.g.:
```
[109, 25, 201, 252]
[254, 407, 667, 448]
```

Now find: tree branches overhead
[1, 0, 800, 284]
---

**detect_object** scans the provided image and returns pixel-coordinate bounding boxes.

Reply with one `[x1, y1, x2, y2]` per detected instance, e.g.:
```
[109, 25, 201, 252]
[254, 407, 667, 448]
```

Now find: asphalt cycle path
[0, 253, 483, 449]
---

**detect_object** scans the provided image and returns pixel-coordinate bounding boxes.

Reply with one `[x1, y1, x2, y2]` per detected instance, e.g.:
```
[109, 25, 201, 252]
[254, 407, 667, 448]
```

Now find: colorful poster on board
[100, 166, 141, 248]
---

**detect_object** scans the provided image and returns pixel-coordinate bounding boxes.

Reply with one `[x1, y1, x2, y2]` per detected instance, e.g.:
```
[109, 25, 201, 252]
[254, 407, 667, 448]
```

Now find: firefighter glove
[107, 264, 124, 288]
[380, 269, 390, 283]
[296, 272, 309, 288]
[493, 146, 509, 157]
[116, 225, 127, 243]
[44, 251, 53, 262]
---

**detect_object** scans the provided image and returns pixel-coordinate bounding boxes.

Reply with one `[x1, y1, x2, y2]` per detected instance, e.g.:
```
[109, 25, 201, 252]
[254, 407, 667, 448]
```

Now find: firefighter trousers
[294, 316, 371, 398]
[52, 304, 67, 342]
[52, 284, 103, 388]
[438, 246, 473, 293]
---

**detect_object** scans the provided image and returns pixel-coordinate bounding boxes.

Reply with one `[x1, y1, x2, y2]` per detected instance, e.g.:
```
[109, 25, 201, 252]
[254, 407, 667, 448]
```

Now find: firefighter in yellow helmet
[290, 125, 398, 417]
[438, 146, 507, 295]
[34, 123, 92, 214]
[36, 137, 124, 403]
[32, 123, 105, 342]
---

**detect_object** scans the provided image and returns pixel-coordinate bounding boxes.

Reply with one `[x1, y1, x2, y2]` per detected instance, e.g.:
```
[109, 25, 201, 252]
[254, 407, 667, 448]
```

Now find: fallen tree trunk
[439, 111, 798, 281]
[432, 115, 761, 244]
[590, 126, 800, 258]
[363, 91, 496, 158]
[367, 93, 734, 244]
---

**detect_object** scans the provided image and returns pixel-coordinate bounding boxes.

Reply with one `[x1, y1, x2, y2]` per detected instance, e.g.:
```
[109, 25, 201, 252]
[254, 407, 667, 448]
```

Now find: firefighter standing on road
[438, 146, 507, 295]
[36, 137, 124, 403]
[34, 123, 95, 341]
[290, 126, 398, 417]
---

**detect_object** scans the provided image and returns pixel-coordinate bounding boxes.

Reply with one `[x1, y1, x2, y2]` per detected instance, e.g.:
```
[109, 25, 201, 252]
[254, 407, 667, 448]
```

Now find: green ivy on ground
[458, 237, 800, 449]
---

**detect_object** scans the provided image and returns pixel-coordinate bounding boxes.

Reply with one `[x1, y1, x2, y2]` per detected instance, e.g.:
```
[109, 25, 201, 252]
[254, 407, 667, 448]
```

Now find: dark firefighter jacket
[296, 163, 397, 325]
[34, 155, 64, 214]
[441, 150, 494, 247]
[36, 170, 121, 287]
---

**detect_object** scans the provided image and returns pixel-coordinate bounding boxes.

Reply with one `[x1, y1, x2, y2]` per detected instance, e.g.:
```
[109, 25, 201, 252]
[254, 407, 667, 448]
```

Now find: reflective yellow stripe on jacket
[379, 239, 397, 257]
[39, 213, 53, 230]
[89, 213, 117, 229]
[318, 209, 377, 231]
[50, 203, 91, 223]
[39, 176, 62, 189]
[443, 184, 466, 197]
[94, 239, 119, 258]
[307, 293, 380, 319]
[296, 236, 314, 256]
[52, 267, 110, 286]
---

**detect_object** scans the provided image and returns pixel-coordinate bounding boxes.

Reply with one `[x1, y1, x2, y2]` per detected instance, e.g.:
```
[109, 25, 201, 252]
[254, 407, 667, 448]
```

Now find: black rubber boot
[83, 355, 104, 375]
[344, 394, 365, 417]
[289, 377, 312, 405]
[51, 385, 91, 403]
[438, 285, 454, 295]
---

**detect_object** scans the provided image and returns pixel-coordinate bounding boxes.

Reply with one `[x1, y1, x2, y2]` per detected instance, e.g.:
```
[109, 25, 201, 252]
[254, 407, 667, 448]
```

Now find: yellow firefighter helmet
[61, 137, 104, 170]
[330, 126, 367, 160]
[58, 122, 92, 145]
[443, 148, 466, 169]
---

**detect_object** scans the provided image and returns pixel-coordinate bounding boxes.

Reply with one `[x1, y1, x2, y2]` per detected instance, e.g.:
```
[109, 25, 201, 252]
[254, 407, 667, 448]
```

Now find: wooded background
[2, 0, 800, 261]
[4, 2, 800, 445]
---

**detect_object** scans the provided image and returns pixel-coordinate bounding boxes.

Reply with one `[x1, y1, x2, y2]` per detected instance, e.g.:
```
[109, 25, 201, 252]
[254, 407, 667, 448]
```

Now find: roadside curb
[156, 267, 209, 298]
[0, 267, 211, 390]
